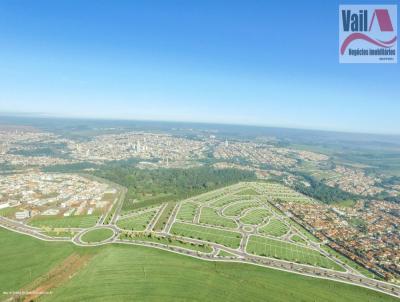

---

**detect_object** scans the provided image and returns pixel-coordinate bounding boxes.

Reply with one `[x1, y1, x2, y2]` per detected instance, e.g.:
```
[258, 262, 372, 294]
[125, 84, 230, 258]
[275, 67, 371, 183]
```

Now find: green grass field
[43, 244, 395, 302]
[81, 228, 114, 243]
[291, 234, 307, 245]
[191, 190, 228, 204]
[235, 188, 259, 195]
[121, 233, 213, 253]
[0, 228, 397, 302]
[253, 183, 314, 203]
[117, 210, 157, 231]
[153, 202, 176, 231]
[170, 222, 242, 249]
[240, 208, 271, 225]
[247, 235, 344, 271]
[0, 206, 19, 218]
[176, 202, 198, 222]
[29, 215, 99, 228]
[121, 193, 173, 213]
[258, 219, 289, 237]
[0, 228, 78, 299]
[42, 230, 77, 238]
[223, 200, 260, 216]
[200, 207, 237, 228]
[209, 195, 242, 208]
[216, 249, 237, 258]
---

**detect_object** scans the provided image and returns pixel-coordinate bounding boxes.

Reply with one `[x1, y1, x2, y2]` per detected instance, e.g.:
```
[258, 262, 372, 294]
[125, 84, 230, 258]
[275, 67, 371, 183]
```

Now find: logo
[339, 5, 397, 63]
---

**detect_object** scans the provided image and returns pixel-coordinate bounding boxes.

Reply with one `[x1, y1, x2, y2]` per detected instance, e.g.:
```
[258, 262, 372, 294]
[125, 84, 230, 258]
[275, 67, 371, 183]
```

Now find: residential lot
[1, 180, 399, 298]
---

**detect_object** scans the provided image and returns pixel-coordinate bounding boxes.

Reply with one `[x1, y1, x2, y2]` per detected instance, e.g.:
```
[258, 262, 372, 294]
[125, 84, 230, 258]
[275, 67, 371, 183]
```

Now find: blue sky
[0, 0, 399, 134]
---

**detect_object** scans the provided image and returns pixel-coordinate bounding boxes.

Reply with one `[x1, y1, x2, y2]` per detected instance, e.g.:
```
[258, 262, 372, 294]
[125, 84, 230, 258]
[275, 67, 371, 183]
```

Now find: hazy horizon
[1, 1, 399, 134]
[2, 111, 400, 138]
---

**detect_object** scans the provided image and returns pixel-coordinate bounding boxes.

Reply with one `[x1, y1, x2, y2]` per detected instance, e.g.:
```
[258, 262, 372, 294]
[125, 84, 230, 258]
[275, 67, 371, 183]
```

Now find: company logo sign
[339, 5, 397, 63]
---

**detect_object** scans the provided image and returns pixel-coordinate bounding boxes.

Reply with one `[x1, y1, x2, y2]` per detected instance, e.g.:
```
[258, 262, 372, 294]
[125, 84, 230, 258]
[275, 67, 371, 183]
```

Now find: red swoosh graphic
[377, 36, 398, 45]
[340, 33, 397, 55]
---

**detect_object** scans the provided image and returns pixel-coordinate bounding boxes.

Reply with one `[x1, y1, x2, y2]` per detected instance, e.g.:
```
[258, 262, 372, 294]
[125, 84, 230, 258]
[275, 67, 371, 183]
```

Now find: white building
[63, 208, 75, 217]
[15, 210, 30, 220]
[0, 202, 10, 209]
[42, 208, 60, 216]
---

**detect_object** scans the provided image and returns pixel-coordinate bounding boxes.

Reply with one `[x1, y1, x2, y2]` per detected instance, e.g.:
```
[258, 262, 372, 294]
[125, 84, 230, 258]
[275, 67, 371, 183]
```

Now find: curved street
[1, 204, 400, 299]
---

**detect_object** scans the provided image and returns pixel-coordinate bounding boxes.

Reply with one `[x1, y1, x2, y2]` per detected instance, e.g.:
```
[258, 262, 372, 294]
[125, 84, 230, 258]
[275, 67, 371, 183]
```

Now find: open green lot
[209, 195, 243, 208]
[223, 200, 260, 216]
[117, 210, 157, 231]
[44, 244, 394, 302]
[258, 218, 289, 237]
[176, 202, 197, 222]
[247, 235, 344, 271]
[81, 228, 114, 243]
[200, 207, 237, 228]
[254, 183, 314, 203]
[291, 234, 307, 245]
[153, 202, 176, 231]
[240, 208, 271, 225]
[0, 228, 397, 302]
[235, 188, 259, 195]
[29, 215, 99, 228]
[0, 228, 78, 298]
[0, 206, 19, 218]
[121, 232, 213, 253]
[42, 229, 77, 238]
[217, 249, 237, 258]
[170, 222, 242, 249]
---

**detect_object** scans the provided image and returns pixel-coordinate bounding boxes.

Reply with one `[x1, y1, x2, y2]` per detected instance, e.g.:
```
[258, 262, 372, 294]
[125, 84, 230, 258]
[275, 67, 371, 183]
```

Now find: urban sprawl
[0, 126, 399, 287]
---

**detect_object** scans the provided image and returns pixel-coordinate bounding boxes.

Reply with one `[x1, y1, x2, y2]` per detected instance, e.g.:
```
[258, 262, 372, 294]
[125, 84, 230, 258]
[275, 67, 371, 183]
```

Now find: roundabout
[75, 226, 118, 246]
[242, 225, 254, 233]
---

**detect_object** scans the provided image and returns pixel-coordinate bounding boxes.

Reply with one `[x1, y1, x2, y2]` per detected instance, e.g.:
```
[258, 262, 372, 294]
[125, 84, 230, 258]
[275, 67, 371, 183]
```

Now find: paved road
[1, 215, 399, 299]
[0, 216, 70, 242]
[146, 203, 167, 232]
[119, 206, 161, 220]
[72, 225, 119, 246]
[115, 235, 400, 299]
[1, 180, 399, 299]
[110, 187, 127, 225]
[162, 203, 180, 233]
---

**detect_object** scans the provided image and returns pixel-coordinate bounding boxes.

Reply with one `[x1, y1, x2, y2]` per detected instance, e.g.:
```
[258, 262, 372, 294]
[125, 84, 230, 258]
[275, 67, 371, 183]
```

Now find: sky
[0, 0, 399, 134]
